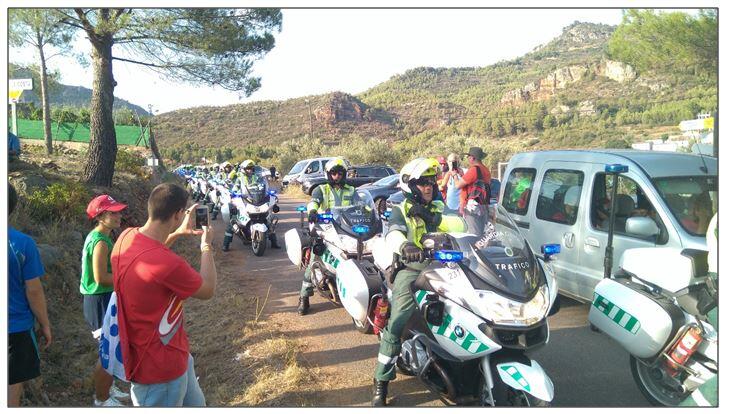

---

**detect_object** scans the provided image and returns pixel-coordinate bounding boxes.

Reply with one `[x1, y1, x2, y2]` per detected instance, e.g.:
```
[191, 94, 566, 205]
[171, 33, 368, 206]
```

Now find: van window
[305, 160, 320, 174]
[288, 160, 308, 175]
[320, 160, 329, 170]
[536, 170, 584, 225]
[591, 174, 666, 242]
[653, 176, 717, 237]
[502, 168, 536, 215]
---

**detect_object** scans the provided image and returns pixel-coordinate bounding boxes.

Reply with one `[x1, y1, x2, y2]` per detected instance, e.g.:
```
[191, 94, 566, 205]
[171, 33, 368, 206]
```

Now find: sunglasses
[330, 170, 344, 176]
[416, 177, 436, 187]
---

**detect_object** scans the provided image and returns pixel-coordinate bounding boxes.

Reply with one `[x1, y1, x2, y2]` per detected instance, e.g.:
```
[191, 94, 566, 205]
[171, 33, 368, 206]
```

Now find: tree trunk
[37, 42, 53, 154]
[149, 125, 166, 173]
[82, 33, 117, 187]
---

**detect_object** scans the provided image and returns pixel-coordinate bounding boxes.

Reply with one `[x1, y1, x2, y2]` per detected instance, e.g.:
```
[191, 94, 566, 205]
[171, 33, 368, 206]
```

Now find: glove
[408, 204, 441, 227]
[308, 210, 318, 223]
[400, 242, 424, 263]
[466, 199, 479, 213]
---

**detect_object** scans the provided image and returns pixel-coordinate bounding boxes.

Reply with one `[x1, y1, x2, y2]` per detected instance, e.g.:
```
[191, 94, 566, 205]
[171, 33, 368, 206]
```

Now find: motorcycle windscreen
[331, 189, 381, 238]
[464, 203, 542, 301]
[242, 176, 268, 205]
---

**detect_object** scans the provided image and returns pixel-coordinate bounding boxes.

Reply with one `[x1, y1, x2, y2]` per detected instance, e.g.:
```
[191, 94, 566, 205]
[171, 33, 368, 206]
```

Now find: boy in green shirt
[82, 195, 130, 406]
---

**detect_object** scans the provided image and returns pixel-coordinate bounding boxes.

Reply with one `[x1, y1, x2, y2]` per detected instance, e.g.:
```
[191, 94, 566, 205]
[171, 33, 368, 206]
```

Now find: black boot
[297, 296, 310, 315]
[223, 233, 233, 252]
[371, 379, 389, 407]
[269, 233, 281, 249]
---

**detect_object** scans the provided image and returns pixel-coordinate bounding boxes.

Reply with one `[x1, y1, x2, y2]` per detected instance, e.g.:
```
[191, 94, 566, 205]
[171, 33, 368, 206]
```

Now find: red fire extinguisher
[372, 295, 390, 334]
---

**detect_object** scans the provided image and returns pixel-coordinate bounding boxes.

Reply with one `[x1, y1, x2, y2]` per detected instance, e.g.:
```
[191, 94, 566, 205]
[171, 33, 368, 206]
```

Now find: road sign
[679, 119, 704, 132]
[703, 117, 714, 129]
[9, 78, 33, 91]
[9, 90, 23, 103]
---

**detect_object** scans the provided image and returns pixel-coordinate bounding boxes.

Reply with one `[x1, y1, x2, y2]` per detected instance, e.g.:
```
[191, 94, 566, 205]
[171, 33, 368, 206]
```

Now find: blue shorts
[130, 354, 206, 407]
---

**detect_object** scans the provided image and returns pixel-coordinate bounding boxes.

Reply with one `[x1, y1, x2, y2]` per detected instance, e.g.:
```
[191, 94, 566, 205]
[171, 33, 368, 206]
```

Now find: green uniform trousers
[300, 253, 315, 298]
[374, 262, 427, 381]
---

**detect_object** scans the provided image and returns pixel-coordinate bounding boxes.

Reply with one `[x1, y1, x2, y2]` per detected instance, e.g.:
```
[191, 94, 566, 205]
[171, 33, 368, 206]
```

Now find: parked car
[301, 164, 396, 196]
[358, 174, 400, 215]
[499, 149, 717, 302]
[282, 157, 347, 187]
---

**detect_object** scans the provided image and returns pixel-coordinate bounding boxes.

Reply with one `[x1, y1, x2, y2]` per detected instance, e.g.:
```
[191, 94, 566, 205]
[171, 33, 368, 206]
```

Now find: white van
[499, 150, 717, 302]
[282, 157, 349, 187]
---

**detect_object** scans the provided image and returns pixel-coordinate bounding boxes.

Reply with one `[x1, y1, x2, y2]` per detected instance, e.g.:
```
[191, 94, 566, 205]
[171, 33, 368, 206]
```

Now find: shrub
[116, 148, 146, 176]
[26, 181, 91, 223]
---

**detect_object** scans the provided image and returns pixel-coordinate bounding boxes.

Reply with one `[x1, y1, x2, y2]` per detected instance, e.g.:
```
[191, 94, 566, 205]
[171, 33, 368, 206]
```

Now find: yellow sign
[9, 89, 22, 103]
[703, 117, 714, 130]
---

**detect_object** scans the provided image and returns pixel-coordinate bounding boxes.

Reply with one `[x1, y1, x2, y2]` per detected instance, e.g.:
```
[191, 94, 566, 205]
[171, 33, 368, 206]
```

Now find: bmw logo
[454, 326, 465, 338]
[505, 247, 514, 257]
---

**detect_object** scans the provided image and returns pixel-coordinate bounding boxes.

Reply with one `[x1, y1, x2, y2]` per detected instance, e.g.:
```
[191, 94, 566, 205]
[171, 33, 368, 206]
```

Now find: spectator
[111, 183, 216, 407]
[8, 183, 52, 407]
[438, 153, 463, 213]
[82, 195, 130, 406]
[269, 165, 276, 181]
[453, 147, 492, 235]
[9, 131, 21, 159]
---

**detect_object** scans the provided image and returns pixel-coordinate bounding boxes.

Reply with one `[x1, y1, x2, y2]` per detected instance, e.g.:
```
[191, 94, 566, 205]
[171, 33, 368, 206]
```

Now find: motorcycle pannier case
[588, 278, 684, 359]
[285, 228, 311, 267]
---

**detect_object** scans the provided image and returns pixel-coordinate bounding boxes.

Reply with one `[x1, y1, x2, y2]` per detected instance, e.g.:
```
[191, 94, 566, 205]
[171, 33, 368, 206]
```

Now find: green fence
[13, 118, 148, 146]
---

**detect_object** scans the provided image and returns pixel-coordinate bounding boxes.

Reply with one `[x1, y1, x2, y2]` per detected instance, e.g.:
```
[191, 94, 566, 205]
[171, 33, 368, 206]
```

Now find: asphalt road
[221, 194, 652, 407]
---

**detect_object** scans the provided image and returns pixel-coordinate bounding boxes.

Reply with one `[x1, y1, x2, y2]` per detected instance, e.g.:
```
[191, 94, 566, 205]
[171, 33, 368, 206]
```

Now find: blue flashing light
[318, 213, 334, 222]
[296, 206, 308, 212]
[541, 244, 561, 256]
[231, 192, 241, 198]
[268, 190, 278, 196]
[382, 211, 392, 218]
[434, 250, 463, 263]
[605, 164, 629, 174]
[352, 224, 370, 234]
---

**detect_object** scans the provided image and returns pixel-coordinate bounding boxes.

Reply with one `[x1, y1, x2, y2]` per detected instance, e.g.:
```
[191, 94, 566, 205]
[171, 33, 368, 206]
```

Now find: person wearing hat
[81, 195, 130, 406]
[451, 146, 493, 235]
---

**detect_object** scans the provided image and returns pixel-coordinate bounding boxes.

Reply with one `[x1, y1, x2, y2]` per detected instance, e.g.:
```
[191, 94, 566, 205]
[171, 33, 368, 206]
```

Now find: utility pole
[305, 98, 314, 140]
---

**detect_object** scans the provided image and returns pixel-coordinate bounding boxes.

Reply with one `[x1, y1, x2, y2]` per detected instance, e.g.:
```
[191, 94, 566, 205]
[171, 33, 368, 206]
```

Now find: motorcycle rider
[297, 157, 358, 315]
[222, 159, 280, 251]
[371, 157, 466, 406]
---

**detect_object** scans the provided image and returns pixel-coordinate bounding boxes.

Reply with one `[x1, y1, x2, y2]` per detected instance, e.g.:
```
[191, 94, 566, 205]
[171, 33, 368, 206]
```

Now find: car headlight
[478, 285, 550, 327]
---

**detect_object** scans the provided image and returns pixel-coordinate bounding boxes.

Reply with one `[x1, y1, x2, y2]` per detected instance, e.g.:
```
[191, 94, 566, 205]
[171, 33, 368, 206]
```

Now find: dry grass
[282, 184, 311, 201]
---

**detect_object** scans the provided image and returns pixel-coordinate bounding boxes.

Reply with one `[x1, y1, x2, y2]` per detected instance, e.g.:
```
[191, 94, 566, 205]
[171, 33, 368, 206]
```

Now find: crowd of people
[7, 145, 499, 407]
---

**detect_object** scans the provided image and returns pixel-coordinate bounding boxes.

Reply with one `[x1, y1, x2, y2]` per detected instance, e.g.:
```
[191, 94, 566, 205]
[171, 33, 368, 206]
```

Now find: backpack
[466, 166, 493, 205]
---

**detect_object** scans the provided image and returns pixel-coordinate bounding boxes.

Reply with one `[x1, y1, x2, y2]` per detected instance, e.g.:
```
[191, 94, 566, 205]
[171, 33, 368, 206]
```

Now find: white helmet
[220, 161, 232, 169]
[324, 157, 348, 186]
[399, 157, 441, 203]
[240, 159, 255, 171]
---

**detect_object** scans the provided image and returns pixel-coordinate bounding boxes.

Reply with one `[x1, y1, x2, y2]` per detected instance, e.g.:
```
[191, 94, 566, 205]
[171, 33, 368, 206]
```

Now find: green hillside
[150, 20, 716, 172]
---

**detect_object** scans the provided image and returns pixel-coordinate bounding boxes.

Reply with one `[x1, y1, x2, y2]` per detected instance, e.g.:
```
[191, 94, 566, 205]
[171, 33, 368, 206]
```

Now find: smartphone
[195, 206, 209, 230]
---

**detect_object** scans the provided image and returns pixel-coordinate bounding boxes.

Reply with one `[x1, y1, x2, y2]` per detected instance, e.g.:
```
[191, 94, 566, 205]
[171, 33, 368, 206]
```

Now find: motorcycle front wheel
[479, 376, 550, 407]
[630, 356, 689, 406]
[252, 231, 267, 256]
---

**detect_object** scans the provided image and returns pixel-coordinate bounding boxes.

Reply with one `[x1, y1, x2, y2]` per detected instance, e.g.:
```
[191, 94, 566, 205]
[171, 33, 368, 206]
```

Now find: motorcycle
[222, 175, 280, 256]
[365, 202, 561, 406]
[587, 164, 717, 406]
[285, 189, 383, 322]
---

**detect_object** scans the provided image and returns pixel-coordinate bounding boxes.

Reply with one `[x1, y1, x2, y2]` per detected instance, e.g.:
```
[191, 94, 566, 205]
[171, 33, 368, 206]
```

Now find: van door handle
[563, 232, 575, 248]
[584, 237, 600, 248]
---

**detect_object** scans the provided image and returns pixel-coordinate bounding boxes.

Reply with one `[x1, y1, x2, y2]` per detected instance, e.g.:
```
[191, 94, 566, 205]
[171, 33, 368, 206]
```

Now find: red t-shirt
[460, 164, 492, 210]
[111, 228, 203, 384]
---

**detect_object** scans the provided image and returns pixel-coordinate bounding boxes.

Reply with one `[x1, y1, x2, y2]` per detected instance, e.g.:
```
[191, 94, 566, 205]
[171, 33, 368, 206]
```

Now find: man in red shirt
[111, 183, 217, 406]
[451, 146, 492, 235]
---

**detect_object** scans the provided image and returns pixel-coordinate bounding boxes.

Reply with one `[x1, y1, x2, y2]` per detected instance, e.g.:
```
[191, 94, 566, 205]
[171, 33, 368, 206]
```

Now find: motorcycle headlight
[478, 285, 550, 327]
[337, 235, 358, 253]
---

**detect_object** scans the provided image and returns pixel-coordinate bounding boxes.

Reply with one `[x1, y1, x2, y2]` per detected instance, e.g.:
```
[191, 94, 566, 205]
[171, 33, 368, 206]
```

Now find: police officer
[223, 160, 280, 251]
[297, 157, 356, 315]
[371, 157, 466, 406]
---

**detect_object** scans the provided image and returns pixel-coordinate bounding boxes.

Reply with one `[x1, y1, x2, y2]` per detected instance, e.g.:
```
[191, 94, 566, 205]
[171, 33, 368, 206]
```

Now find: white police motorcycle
[222, 174, 280, 256]
[588, 164, 717, 406]
[361, 203, 561, 406]
[285, 190, 383, 322]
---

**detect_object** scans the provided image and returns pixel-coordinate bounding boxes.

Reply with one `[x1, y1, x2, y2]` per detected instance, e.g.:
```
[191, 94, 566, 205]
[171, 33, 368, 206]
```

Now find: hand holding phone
[195, 206, 209, 230]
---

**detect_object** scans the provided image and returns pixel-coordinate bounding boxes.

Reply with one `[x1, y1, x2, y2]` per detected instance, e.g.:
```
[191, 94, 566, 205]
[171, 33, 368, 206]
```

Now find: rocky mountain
[152, 21, 715, 151]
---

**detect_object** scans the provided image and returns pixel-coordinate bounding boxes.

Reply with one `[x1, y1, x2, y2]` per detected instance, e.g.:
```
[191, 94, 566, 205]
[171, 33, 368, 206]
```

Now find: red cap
[437, 156, 447, 164]
[86, 195, 127, 219]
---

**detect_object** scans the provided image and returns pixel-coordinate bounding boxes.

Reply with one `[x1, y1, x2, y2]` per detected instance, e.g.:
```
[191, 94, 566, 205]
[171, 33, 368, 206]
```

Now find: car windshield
[288, 160, 308, 175]
[653, 176, 717, 237]
[458, 203, 541, 300]
[373, 174, 399, 187]
[331, 189, 381, 238]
